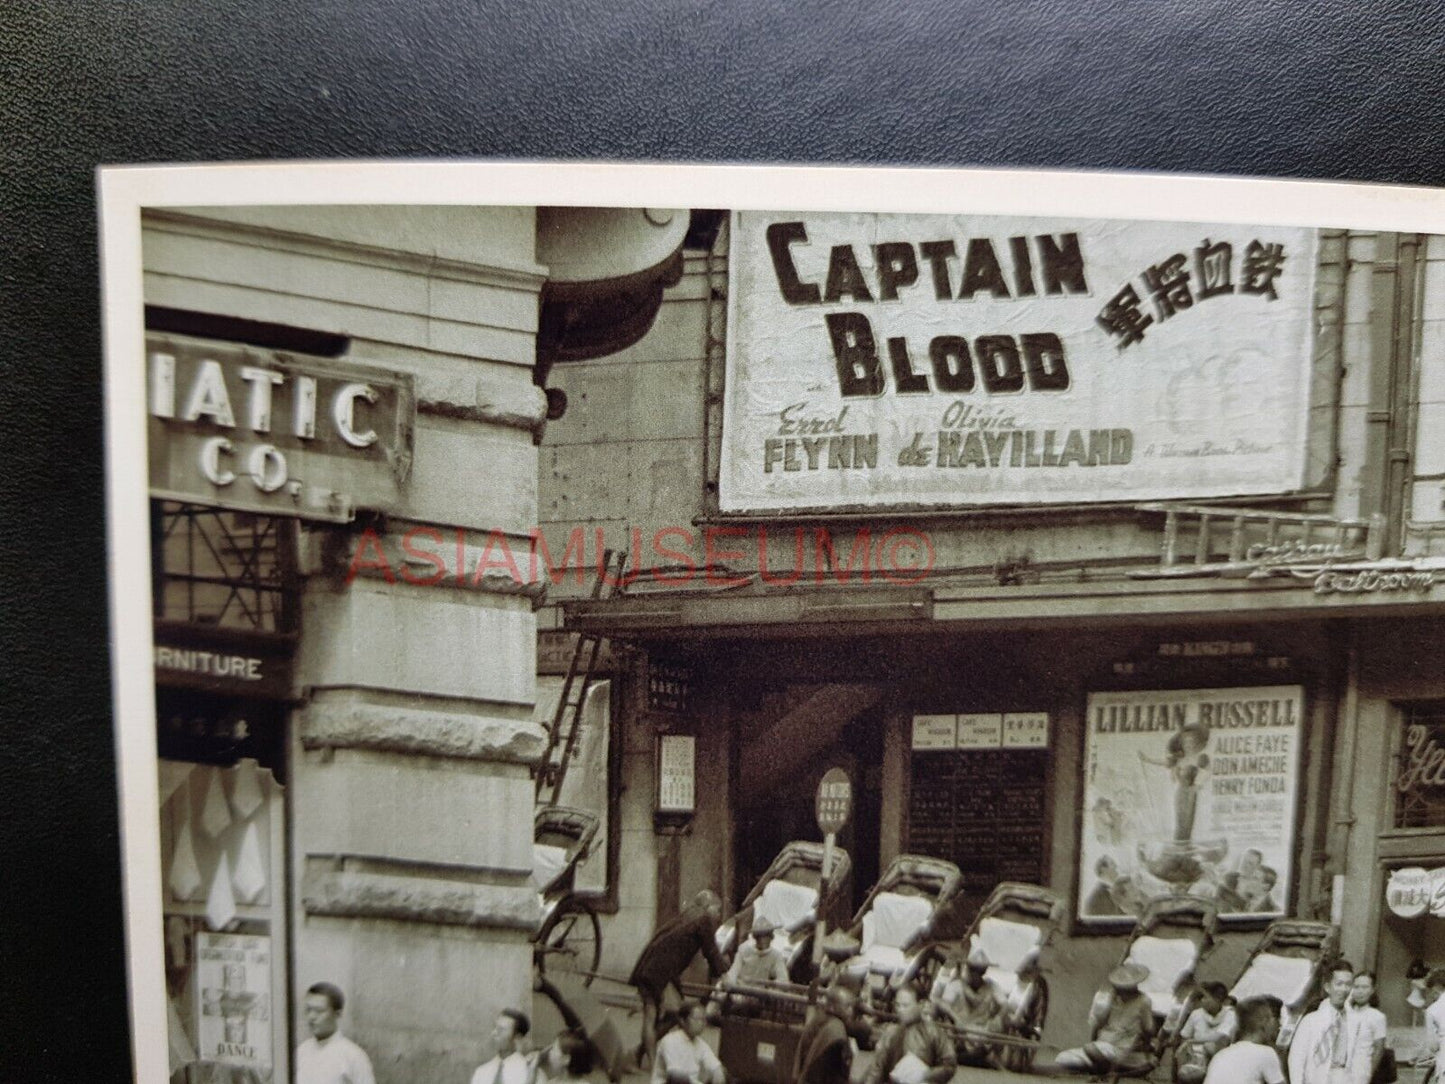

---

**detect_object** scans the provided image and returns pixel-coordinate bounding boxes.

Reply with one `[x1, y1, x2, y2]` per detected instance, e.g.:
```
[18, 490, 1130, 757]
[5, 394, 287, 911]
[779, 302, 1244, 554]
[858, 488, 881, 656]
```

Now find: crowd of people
[294, 893, 1445, 1084]
[1047, 960, 1400, 1084]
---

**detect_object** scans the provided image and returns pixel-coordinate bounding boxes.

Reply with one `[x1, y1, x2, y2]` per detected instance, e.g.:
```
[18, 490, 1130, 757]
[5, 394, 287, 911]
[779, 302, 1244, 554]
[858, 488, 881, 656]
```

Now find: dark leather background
[5, 1, 1445, 1079]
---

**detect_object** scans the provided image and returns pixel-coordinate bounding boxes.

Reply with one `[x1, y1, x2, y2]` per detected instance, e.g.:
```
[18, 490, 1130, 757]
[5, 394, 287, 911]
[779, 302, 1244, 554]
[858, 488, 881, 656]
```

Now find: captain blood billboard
[720, 211, 1319, 513]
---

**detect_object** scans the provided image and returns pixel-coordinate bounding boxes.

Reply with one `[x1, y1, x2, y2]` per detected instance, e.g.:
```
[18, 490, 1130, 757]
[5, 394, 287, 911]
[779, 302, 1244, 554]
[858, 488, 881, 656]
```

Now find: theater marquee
[720, 212, 1318, 513]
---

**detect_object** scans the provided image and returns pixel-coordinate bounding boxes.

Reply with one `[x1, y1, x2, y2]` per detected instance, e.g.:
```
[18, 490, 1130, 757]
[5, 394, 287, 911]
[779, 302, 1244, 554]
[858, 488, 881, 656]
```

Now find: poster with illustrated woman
[1077, 686, 1304, 924]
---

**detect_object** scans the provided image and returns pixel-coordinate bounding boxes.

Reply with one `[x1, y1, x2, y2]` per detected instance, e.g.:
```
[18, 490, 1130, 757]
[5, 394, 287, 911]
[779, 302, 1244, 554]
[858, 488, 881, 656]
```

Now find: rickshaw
[532, 806, 602, 987]
[714, 854, 961, 1084]
[924, 882, 1065, 1072]
[846, 854, 965, 1002]
[1080, 894, 1220, 1080]
[715, 840, 854, 983]
[1228, 919, 1341, 1054]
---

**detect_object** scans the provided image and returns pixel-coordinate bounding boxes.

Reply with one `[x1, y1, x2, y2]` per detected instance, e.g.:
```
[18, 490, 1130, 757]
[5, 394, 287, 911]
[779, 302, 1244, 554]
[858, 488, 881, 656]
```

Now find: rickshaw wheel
[1001, 976, 1047, 1072]
[537, 896, 602, 988]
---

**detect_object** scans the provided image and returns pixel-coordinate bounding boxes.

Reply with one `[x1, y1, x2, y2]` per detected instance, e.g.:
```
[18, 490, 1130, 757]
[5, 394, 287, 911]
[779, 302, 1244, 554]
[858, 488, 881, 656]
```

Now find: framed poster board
[1078, 685, 1304, 925]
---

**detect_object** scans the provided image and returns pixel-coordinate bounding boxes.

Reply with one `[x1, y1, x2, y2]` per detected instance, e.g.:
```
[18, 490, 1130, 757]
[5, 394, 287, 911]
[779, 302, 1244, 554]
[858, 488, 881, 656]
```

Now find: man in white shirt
[1204, 995, 1285, 1084]
[1288, 963, 1373, 1084]
[652, 999, 724, 1084]
[295, 982, 376, 1084]
[1416, 967, 1445, 1080]
[472, 1009, 538, 1084]
[1346, 971, 1388, 1083]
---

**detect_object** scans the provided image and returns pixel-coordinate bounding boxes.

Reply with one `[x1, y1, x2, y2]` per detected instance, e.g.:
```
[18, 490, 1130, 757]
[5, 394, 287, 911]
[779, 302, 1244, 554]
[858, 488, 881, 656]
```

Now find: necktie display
[229, 757, 264, 819]
[168, 814, 203, 901]
[206, 850, 238, 930]
[201, 768, 233, 838]
[231, 821, 267, 904]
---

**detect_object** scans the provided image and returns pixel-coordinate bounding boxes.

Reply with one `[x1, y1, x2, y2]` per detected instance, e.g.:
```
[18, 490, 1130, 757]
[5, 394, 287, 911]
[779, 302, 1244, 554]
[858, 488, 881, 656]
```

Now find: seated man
[1177, 982, 1238, 1084]
[1054, 963, 1155, 1077]
[930, 947, 1002, 1068]
[710, 919, 789, 1019]
[726, 919, 789, 986]
[863, 983, 956, 1084]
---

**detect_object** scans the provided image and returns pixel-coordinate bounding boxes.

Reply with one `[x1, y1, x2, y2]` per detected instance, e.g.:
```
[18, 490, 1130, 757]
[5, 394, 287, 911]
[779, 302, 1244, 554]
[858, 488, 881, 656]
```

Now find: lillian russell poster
[1078, 686, 1304, 924]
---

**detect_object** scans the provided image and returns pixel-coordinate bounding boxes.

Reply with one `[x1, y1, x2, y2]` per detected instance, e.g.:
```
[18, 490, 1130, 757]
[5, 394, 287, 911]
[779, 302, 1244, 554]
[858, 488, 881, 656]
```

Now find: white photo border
[101, 160, 1445, 1081]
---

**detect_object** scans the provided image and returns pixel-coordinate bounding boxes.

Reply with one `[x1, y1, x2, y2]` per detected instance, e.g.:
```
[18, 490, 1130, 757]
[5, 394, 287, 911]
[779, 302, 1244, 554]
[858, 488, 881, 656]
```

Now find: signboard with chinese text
[1078, 686, 1304, 924]
[657, 734, 696, 813]
[1003, 712, 1049, 748]
[1385, 867, 1441, 919]
[815, 768, 853, 834]
[722, 212, 1318, 513]
[195, 932, 273, 1079]
[647, 659, 694, 716]
[148, 334, 413, 523]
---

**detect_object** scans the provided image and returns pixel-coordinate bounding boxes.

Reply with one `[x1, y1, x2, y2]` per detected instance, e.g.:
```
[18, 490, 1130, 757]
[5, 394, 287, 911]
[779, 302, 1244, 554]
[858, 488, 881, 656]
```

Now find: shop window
[1394, 702, 1445, 829]
[161, 751, 287, 1082]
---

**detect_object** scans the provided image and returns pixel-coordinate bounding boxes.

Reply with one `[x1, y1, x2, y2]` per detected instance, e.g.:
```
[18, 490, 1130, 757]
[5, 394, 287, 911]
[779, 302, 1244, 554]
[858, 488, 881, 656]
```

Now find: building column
[290, 552, 544, 1083]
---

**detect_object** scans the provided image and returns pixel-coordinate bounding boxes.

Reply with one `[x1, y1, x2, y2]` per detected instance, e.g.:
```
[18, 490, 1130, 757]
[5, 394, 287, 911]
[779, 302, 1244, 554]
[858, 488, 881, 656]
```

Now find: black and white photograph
[99, 164, 1445, 1084]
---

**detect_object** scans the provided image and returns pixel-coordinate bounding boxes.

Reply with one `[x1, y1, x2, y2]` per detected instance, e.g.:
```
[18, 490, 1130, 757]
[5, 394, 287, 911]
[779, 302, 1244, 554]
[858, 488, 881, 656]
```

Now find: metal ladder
[535, 548, 627, 805]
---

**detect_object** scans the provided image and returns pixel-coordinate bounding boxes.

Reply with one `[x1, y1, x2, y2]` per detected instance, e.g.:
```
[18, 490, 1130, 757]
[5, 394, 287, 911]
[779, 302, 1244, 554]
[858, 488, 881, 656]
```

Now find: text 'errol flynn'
[765, 221, 1088, 398]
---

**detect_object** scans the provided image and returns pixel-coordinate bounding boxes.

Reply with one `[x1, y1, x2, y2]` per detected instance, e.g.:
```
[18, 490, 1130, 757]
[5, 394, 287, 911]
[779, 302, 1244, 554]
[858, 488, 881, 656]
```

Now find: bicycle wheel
[537, 896, 602, 988]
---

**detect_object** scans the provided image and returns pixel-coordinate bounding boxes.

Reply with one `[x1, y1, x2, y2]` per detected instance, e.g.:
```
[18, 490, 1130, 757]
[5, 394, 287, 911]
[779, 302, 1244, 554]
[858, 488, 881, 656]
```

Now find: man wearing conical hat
[1054, 963, 1155, 1076]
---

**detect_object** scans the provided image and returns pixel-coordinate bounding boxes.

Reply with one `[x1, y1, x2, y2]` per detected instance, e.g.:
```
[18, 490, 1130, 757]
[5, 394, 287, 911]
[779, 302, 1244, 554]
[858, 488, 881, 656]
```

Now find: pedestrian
[1203, 996, 1285, 1084]
[930, 947, 1002, 1068]
[295, 982, 375, 1084]
[628, 890, 728, 1068]
[1053, 963, 1155, 1076]
[1415, 967, 1445, 1082]
[794, 981, 860, 1084]
[862, 982, 956, 1084]
[471, 1009, 537, 1084]
[1346, 972, 1390, 1084]
[1176, 981, 1238, 1083]
[651, 999, 724, 1084]
[538, 1029, 597, 1084]
[1288, 962, 1373, 1084]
